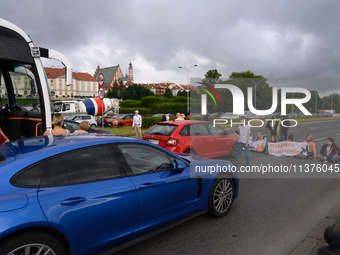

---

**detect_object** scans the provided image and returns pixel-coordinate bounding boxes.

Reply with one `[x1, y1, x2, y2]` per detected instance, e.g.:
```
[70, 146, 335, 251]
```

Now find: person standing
[204, 111, 210, 121]
[280, 115, 290, 141]
[175, 112, 185, 121]
[133, 110, 142, 139]
[235, 116, 251, 166]
[161, 111, 171, 122]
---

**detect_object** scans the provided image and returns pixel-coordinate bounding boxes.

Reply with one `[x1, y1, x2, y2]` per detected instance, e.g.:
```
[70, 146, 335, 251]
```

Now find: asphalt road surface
[113, 119, 340, 255]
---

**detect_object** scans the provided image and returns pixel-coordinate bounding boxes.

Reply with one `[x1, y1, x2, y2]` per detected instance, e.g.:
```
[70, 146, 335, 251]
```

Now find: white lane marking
[314, 137, 327, 141]
[314, 134, 340, 142]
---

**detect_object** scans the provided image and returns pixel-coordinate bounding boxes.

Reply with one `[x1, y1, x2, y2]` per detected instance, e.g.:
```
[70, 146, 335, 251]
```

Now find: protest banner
[268, 141, 308, 157]
[249, 140, 266, 152]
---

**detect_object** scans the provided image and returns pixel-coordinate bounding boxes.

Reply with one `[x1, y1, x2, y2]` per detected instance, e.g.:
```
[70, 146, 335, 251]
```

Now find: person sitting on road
[286, 134, 294, 142]
[175, 112, 185, 121]
[317, 137, 339, 163]
[267, 135, 278, 154]
[43, 113, 70, 136]
[270, 135, 278, 143]
[303, 134, 317, 160]
[0, 127, 10, 144]
[74, 120, 89, 133]
[255, 131, 267, 153]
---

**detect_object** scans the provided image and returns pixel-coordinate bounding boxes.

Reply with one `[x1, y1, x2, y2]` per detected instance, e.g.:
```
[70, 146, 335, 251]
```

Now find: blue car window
[11, 161, 45, 188]
[57, 145, 120, 185]
[117, 144, 174, 175]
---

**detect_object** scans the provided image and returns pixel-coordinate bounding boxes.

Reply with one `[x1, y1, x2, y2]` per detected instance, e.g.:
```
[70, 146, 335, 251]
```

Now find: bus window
[0, 63, 43, 140]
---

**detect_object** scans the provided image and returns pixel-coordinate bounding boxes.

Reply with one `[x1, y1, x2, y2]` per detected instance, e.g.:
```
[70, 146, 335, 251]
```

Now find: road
[114, 119, 340, 255]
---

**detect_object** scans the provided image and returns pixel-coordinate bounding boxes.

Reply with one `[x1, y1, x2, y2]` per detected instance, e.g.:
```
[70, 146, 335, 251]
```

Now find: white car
[220, 113, 239, 119]
[66, 114, 97, 128]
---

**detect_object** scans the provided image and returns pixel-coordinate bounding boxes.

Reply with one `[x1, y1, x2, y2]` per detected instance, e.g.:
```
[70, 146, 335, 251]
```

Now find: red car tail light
[167, 138, 178, 147]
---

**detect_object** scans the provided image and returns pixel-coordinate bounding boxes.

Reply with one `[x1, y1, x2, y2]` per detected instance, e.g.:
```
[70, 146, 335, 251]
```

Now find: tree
[163, 88, 173, 99]
[106, 87, 118, 98]
[177, 90, 187, 97]
[202, 69, 222, 86]
[124, 84, 154, 100]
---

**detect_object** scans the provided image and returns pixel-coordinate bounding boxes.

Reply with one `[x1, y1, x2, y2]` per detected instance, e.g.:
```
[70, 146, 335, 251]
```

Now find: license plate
[149, 139, 159, 145]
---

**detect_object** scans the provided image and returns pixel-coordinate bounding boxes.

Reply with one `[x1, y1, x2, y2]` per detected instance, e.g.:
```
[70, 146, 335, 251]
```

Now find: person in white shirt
[133, 110, 142, 139]
[175, 112, 185, 121]
[235, 116, 251, 166]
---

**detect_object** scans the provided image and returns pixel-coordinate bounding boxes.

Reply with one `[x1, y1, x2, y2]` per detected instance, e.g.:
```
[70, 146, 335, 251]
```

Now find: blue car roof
[3, 134, 140, 159]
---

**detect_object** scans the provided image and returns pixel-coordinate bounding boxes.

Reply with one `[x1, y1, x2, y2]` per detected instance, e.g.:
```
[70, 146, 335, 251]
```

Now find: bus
[0, 18, 72, 141]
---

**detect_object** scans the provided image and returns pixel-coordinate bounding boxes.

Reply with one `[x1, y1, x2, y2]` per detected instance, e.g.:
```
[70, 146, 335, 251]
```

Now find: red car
[143, 120, 238, 158]
[104, 114, 134, 127]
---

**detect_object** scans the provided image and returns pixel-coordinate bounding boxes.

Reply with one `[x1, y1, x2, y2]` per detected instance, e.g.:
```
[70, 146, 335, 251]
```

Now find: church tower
[128, 61, 134, 82]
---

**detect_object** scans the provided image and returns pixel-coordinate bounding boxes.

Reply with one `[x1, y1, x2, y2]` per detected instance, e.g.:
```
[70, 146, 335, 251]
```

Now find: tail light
[167, 138, 178, 147]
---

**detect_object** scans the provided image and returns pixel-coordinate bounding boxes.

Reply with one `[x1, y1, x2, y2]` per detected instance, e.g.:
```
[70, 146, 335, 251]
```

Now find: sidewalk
[290, 203, 340, 255]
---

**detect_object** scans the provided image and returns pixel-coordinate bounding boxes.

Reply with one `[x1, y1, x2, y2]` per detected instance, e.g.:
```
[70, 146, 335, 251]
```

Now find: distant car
[191, 113, 204, 119]
[66, 114, 97, 128]
[63, 120, 112, 134]
[287, 113, 297, 117]
[220, 113, 239, 119]
[0, 135, 239, 254]
[143, 120, 239, 158]
[209, 112, 224, 119]
[104, 114, 134, 127]
[318, 112, 332, 117]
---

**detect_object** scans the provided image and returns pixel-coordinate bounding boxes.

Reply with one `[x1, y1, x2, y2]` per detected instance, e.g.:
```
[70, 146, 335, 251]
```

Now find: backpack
[161, 115, 167, 121]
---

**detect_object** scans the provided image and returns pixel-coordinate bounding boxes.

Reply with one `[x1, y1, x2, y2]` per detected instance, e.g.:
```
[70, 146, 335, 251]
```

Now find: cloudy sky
[1, 0, 340, 93]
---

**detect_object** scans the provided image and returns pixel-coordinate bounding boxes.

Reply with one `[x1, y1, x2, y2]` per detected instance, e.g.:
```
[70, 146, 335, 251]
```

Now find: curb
[290, 203, 340, 255]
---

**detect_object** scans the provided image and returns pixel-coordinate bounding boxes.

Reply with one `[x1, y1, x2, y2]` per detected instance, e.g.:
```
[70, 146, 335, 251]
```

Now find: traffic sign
[98, 73, 104, 87]
[98, 87, 105, 100]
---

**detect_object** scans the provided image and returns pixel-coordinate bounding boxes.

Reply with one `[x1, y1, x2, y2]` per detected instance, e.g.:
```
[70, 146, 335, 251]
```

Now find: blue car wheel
[0, 231, 66, 255]
[208, 177, 235, 218]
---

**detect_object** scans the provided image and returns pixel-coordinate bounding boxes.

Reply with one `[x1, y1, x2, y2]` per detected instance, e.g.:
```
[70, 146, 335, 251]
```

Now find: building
[125, 81, 188, 97]
[45, 67, 98, 98]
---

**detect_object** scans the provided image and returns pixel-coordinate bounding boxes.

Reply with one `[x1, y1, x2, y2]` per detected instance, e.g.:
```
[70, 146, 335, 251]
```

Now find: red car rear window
[145, 124, 178, 136]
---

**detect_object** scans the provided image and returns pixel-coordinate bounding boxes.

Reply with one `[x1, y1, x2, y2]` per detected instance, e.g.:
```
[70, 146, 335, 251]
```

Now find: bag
[161, 115, 167, 122]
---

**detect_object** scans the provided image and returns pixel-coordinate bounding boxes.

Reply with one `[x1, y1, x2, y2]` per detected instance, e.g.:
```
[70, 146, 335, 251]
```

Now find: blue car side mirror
[174, 159, 186, 172]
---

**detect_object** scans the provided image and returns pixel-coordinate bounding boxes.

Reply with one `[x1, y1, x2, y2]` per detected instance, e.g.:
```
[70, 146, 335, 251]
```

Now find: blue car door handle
[60, 197, 86, 205]
[139, 183, 155, 189]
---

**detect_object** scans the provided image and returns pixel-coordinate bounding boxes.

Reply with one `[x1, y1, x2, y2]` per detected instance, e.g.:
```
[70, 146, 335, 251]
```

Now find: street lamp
[331, 93, 334, 111]
[251, 79, 264, 108]
[179, 65, 197, 113]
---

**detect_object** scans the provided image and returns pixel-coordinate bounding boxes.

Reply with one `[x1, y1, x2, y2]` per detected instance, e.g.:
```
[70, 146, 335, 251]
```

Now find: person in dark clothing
[204, 111, 210, 121]
[266, 116, 276, 136]
[161, 111, 171, 122]
[317, 137, 339, 163]
[281, 115, 290, 141]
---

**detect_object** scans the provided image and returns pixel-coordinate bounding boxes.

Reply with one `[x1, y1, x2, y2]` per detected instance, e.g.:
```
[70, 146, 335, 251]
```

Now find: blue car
[0, 134, 239, 255]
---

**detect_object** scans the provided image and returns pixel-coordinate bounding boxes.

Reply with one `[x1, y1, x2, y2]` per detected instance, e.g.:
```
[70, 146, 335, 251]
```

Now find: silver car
[66, 114, 97, 128]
